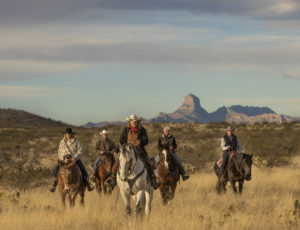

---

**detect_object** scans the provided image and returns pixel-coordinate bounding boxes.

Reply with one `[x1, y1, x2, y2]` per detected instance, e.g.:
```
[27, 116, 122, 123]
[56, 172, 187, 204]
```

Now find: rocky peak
[178, 94, 207, 114]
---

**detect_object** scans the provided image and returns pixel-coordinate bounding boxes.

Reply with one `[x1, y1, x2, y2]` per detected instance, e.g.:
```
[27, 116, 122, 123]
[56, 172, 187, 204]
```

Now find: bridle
[118, 145, 145, 195]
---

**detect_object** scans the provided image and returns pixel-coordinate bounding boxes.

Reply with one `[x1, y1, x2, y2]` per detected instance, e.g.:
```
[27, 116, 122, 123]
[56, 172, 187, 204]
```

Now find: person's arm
[237, 137, 242, 153]
[139, 128, 149, 146]
[172, 136, 177, 150]
[157, 137, 162, 151]
[221, 138, 228, 151]
[119, 127, 127, 145]
[73, 139, 83, 160]
[58, 140, 64, 161]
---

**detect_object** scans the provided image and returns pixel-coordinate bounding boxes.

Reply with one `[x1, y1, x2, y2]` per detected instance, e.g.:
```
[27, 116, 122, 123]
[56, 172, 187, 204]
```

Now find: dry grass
[1, 162, 300, 230]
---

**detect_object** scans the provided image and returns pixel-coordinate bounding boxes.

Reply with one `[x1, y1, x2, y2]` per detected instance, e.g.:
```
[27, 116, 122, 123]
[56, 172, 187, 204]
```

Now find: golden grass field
[1, 158, 300, 230]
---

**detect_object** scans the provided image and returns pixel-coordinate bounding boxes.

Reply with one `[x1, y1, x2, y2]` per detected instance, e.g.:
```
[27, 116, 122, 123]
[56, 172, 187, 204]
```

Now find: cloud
[1, 0, 300, 25]
[0, 25, 299, 74]
[0, 85, 66, 98]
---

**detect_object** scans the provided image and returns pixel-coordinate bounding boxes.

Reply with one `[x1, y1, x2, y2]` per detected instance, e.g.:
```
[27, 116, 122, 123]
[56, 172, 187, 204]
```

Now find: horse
[214, 152, 253, 194]
[95, 153, 115, 195]
[117, 143, 153, 216]
[57, 155, 86, 208]
[157, 149, 180, 205]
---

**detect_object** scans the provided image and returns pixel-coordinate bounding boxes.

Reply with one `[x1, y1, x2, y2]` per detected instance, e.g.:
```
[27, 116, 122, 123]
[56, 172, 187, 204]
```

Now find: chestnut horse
[57, 155, 86, 208]
[95, 153, 115, 194]
[157, 149, 180, 205]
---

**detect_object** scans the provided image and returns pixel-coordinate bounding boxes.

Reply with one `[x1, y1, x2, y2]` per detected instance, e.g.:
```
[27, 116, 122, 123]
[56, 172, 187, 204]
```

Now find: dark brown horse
[95, 153, 115, 195]
[157, 149, 180, 205]
[214, 152, 253, 194]
[57, 156, 86, 208]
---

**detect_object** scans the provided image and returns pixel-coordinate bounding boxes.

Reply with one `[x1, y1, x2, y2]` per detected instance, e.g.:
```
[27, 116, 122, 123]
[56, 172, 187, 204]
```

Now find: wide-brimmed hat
[99, 130, 109, 135]
[126, 114, 143, 122]
[225, 126, 235, 132]
[63, 128, 76, 134]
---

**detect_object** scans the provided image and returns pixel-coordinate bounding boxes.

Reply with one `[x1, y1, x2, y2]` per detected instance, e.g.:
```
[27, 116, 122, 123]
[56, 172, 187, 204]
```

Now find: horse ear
[250, 153, 253, 158]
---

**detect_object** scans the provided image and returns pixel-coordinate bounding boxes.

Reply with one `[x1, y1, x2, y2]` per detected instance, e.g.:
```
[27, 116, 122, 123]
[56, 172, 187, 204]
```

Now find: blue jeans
[173, 153, 186, 175]
[53, 159, 89, 179]
[220, 151, 230, 176]
[93, 157, 102, 171]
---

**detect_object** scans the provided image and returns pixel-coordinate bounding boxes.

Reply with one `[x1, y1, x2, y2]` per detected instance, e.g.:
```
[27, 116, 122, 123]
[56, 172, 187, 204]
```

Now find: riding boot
[173, 154, 189, 181]
[84, 177, 94, 191]
[49, 178, 57, 193]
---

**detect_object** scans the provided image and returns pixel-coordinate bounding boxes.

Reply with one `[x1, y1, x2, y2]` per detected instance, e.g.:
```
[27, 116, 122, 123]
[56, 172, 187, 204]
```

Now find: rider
[157, 126, 189, 181]
[108, 114, 160, 189]
[49, 128, 94, 192]
[220, 126, 242, 182]
[92, 129, 117, 181]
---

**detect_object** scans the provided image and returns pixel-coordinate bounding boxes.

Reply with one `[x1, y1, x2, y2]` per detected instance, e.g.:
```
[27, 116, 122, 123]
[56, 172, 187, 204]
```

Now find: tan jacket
[58, 138, 83, 161]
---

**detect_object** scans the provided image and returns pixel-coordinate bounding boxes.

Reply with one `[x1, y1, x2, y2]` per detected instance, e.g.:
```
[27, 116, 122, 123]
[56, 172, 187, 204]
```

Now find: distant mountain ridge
[148, 94, 298, 124]
[0, 109, 69, 128]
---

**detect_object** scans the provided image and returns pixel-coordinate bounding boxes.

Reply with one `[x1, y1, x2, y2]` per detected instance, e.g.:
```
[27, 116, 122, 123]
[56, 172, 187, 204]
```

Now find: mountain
[81, 121, 125, 128]
[0, 109, 69, 128]
[149, 94, 299, 124]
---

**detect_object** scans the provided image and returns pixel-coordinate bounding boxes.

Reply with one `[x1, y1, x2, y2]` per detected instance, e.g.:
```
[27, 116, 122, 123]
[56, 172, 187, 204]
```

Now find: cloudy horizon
[1, 0, 300, 125]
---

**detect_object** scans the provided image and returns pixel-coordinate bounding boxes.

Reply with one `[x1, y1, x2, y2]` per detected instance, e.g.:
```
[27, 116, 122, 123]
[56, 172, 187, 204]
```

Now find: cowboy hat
[63, 128, 76, 134]
[125, 114, 143, 122]
[225, 126, 235, 132]
[99, 130, 109, 135]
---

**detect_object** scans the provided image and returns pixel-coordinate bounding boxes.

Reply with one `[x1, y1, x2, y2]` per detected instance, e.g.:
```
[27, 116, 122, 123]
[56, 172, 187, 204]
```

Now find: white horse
[117, 143, 153, 216]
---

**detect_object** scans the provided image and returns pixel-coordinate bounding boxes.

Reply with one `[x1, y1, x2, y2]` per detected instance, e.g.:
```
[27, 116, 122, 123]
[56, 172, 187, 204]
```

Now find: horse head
[243, 153, 253, 181]
[118, 143, 137, 181]
[58, 155, 77, 193]
[161, 149, 169, 169]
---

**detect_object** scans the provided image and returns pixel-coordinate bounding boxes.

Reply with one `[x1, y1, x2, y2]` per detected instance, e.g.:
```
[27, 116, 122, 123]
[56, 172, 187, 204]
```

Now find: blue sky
[1, 1, 300, 125]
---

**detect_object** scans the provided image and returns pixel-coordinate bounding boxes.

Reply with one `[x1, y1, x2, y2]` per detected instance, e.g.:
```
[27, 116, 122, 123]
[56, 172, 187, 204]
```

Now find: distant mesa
[148, 93, 298, 124]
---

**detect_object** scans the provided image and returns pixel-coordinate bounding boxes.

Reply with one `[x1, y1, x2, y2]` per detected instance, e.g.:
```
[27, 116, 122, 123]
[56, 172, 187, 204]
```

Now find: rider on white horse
[108, 114, 160, 190]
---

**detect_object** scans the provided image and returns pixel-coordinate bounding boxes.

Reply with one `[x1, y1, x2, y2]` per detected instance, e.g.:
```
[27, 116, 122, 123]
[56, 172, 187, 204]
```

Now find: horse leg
[68, 193, 74, 208]
[160, 185, 168, 205]
[170, 183, 177, 201]
[238, 180, 244, 194]
[120, 189, 131, 216]
[230, 179, 237, 193]
[60, 192, 66, 208]
[145, 188, 153, 216]
[102, 177, 107, 194]
[134, 191, 145, 217]
[95, 177, 102, 195]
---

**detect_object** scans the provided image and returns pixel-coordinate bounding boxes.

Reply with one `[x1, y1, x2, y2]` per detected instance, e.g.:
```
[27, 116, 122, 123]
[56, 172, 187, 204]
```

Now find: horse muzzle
[245, 174, 252, 181]
[64, 185, 71, 192]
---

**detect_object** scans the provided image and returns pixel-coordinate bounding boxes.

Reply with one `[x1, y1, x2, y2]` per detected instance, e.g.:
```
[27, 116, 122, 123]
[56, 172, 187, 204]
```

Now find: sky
[1, 0, 300, 125]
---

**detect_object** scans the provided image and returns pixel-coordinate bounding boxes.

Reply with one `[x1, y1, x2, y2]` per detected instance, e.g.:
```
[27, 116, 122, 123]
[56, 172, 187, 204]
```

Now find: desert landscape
[0, 121, 300, 229]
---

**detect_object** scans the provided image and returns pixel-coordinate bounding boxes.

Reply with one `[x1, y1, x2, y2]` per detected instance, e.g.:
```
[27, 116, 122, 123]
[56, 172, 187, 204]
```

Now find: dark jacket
[158, 134, 177, 151]
[223, 134, 237, 151]
[119, 125, 149, 158]
[96, 138, 117, 155]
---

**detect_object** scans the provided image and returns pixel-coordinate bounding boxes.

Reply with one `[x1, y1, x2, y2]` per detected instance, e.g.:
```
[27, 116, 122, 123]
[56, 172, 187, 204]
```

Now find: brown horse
[214, 152, 253, 194]
[57, 156, 86, 208]
[95, 153, 115, 195]
[157, 149, 180, 205]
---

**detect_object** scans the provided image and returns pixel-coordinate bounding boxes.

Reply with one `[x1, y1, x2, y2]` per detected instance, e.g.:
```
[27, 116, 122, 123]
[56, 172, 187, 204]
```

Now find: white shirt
[58, 138, 83, 161]
[221, 136, 242, 153]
